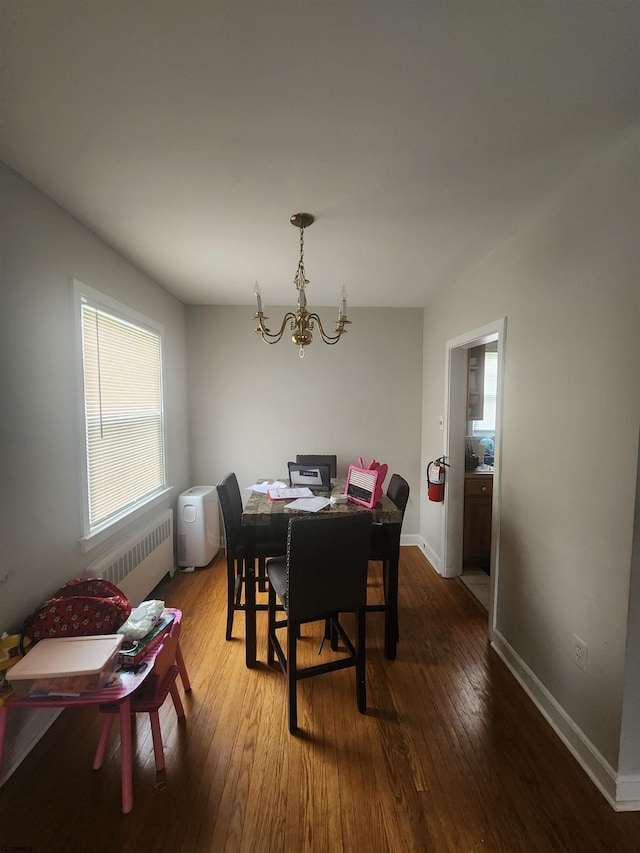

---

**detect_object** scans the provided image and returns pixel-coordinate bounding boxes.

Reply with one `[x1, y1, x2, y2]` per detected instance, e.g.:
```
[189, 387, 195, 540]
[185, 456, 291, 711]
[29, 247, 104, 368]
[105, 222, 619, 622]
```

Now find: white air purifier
[177, 486, 220, 568]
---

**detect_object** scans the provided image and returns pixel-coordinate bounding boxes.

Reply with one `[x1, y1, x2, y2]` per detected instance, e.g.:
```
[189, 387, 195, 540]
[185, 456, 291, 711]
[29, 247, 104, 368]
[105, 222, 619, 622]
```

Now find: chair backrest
[133, 619, 182, 706]
[153, 619, 182, 683]
[387, 474, 410, 518]
[216, 472, 243, 554]
[295, 454, 337, 479]
[285, 513, 372, 622]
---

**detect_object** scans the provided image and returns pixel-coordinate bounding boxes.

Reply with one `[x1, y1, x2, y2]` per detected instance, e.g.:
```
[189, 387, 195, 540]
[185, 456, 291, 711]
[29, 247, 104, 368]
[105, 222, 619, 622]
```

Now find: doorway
[441, 318, 506, 634]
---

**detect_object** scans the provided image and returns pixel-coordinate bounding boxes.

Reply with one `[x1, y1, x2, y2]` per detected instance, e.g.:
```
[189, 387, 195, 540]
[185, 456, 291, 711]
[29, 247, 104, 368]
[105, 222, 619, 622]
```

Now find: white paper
[247, 481, 287, 493]
[285, 497, 331, 513]
[268, 487, 314, 500]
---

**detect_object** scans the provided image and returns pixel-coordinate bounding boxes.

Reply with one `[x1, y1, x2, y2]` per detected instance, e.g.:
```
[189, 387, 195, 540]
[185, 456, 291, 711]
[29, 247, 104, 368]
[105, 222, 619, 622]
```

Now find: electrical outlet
[573, 635, 588, 672]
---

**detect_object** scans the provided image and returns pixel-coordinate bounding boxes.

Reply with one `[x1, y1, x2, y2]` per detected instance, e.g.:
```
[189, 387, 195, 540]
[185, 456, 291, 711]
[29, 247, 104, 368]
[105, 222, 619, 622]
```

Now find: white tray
[9, 634, 123, 680]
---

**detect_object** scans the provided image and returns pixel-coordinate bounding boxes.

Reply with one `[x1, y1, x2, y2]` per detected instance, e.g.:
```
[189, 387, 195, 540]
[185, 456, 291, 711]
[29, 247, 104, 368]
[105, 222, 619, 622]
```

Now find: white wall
[185, 305, 423, 534]
[618, 434, 640, 797]
[0, 165, 191, 773]
[420, 129, 640, 804]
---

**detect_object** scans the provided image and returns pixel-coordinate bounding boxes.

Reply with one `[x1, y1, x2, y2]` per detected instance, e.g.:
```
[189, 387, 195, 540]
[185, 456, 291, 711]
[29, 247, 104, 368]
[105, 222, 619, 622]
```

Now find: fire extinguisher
[427, 457, 448, 502]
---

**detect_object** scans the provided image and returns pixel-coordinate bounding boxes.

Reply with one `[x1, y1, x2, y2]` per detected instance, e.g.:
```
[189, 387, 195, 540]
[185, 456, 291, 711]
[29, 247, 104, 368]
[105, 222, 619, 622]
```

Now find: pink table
[0, 608, 189, 814]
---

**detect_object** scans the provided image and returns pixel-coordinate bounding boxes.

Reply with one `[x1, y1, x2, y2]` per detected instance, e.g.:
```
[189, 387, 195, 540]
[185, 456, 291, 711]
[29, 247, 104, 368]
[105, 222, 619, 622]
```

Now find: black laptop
[287, 461, 332, 493]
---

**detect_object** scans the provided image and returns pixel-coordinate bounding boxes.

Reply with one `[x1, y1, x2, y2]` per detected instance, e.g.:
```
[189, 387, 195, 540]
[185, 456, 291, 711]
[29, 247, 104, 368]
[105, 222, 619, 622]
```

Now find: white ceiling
[1, 1, 638, 308]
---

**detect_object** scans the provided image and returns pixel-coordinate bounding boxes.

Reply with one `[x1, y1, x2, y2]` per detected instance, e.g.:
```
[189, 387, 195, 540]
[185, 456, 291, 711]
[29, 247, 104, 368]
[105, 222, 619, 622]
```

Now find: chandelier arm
[255, 312, 297, 344]
[307, 313, 350, 345]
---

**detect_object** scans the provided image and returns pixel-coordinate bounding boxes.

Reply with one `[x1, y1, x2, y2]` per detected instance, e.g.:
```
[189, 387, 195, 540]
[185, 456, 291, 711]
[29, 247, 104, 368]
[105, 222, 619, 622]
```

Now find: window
[75, 282, 167, 546]
[472, 350, 498, 434]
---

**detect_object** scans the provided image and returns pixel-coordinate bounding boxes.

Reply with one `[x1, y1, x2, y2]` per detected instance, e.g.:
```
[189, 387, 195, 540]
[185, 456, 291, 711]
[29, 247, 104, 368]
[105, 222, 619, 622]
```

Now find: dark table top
[242, 478, 403, 527]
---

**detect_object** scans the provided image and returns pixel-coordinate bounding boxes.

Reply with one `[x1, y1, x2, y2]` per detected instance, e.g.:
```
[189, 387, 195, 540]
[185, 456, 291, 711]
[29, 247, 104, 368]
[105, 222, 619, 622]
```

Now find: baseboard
[615, 774, 640, 811]
[0, 707, 63, 788]
[491, 630, 639, 811]
[414, 536, 441, 574]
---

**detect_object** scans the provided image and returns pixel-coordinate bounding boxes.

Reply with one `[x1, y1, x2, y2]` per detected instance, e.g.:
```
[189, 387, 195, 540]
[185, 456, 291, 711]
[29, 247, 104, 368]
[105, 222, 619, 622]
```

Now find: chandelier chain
[296, 223, 306, 288]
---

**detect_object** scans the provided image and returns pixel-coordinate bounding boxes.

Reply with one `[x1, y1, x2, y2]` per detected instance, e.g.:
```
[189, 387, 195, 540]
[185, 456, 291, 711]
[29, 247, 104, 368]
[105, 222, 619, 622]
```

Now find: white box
[8, 634, 123, 696]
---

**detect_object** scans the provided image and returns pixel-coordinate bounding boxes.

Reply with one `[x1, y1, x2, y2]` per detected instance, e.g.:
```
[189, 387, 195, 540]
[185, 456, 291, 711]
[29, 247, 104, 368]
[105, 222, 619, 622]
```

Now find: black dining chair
[368, 474, 410, 620]
[266, 512, 373, 734]
[295, 454, 337, 479]
[216, 473, 285, 641]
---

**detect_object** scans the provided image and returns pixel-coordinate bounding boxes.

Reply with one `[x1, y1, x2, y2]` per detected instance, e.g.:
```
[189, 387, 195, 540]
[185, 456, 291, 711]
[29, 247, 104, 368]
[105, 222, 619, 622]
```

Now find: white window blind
[80, 298, 166, 531]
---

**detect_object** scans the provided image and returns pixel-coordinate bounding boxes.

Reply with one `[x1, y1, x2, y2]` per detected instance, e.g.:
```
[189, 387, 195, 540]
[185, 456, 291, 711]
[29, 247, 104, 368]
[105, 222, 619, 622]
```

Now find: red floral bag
[22, 578, 131, 641]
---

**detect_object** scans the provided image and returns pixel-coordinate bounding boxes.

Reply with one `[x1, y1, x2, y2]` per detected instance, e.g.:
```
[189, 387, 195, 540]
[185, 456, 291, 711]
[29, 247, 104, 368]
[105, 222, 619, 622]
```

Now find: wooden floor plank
[1, 547, 639, 852]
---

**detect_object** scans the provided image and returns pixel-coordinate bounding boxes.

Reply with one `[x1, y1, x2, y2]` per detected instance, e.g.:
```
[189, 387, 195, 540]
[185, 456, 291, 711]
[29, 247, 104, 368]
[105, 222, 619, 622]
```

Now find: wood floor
[2, 547, 639, 852]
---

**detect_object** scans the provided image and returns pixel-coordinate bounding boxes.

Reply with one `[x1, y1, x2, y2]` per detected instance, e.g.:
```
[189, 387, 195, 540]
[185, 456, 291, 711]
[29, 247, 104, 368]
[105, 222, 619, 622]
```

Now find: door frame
[442, 317, 506, 634]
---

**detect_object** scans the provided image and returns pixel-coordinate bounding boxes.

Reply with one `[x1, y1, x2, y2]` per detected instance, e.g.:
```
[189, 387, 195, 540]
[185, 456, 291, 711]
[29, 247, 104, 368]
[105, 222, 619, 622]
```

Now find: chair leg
[226, 556, 249, 640]
[381, 560, 399, 641]
[267, 584, 276, 667]
[226, 557, 236, 640]
[330, 613, 339, 650]
[169, 681, 185, 718]
[316, 617, 331, 654]
[356, 609, 367, 714]
[93, 713, 115, 770]
[175, 642, 191, 692]
[287, 619, 298, 734]
[234, 562, 244, 604]
[257, 557, 268, 593]
[149, 710, 165, 772]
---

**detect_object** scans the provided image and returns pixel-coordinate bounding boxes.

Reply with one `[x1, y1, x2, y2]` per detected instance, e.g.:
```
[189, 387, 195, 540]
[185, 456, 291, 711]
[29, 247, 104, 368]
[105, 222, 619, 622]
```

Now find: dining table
[241, 478, 403, 668]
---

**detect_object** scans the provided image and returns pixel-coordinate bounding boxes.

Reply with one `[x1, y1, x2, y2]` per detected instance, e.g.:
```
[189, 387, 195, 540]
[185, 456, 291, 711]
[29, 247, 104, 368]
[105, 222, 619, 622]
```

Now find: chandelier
[253, 213, 351, 358]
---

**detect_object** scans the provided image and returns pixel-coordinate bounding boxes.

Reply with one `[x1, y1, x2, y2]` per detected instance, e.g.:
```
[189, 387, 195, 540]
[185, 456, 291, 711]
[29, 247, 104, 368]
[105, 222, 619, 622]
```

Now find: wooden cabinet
[467, 344, 485, 420]
[463, 473, 492, 569]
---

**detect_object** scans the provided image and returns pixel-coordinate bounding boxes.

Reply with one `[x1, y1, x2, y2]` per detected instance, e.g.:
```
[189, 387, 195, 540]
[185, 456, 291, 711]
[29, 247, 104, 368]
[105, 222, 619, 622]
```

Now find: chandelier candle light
[253, 213, 351, 358]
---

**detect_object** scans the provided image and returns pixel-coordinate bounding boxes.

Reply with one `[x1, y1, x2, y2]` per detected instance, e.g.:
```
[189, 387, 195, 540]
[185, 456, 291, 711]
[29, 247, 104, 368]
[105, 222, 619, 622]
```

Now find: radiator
[85, 509, 175, 606]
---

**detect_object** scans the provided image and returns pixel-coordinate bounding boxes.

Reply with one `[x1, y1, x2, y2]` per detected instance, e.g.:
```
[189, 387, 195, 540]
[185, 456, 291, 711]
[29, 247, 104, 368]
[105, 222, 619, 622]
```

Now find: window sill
[78, 487, 174, 553]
